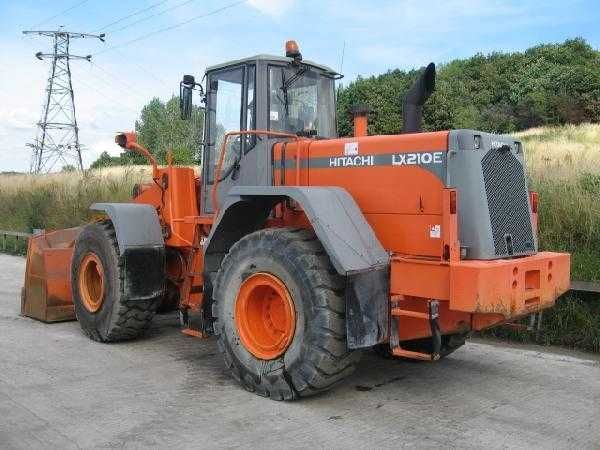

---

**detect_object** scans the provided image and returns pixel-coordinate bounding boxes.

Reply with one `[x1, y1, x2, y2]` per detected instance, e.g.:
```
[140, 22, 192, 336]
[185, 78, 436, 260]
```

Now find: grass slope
[519, 123, 600, 281]
[0, 167, 150, 233]
[486, 124, 600, 352]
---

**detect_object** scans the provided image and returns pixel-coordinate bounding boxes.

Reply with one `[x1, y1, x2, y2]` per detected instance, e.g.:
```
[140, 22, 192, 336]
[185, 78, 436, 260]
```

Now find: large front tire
[71, 221, 161, 342]
[213, 228, 360, 400]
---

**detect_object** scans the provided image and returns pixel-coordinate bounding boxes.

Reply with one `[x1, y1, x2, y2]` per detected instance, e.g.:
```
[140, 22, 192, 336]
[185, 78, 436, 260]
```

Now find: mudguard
[204, 186, 390, 349]
[90, 203, 164, 250]
[90, 203, 165, 301]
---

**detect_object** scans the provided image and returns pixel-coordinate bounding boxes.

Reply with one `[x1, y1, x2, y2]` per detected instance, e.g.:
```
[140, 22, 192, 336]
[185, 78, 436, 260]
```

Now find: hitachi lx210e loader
[22, 41, 570, 400]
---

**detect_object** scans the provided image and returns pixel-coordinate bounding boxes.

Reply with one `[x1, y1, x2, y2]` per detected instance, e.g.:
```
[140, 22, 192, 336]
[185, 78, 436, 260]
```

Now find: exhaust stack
[402, 62, 436, 133]
[351, 104, 371, 137]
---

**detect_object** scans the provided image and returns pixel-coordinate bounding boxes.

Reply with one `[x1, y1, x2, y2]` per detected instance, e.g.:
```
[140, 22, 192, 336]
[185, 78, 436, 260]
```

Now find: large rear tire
[71, 220, 161, 342]
[213, 228, 360, 400]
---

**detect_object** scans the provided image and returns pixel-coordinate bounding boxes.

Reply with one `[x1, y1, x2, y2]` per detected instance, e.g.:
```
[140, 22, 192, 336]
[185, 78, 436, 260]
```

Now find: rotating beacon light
[285, 40, 302, 60]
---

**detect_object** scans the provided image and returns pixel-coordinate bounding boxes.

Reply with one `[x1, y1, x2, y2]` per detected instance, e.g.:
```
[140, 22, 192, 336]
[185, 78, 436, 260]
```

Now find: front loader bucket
[21, 228, 82, 322]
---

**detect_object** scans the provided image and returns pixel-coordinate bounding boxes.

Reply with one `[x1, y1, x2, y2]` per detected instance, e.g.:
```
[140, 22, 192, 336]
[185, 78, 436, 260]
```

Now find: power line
[89, 61, 151, 101]
[30, 0, 92, 29]
[110, 47, 171, 88]
[81, 73, 146, 111]
[22, 34, 142, 117]
[74, 73, 141, 115]
[94, 0, 247, 56]
[110, 0, 198, 34]
[92, 0, 170, 32]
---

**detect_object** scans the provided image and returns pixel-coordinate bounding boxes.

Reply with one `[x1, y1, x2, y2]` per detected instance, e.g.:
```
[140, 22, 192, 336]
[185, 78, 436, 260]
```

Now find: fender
[204, 187, 390, 349]
[90, 203, 165, 301]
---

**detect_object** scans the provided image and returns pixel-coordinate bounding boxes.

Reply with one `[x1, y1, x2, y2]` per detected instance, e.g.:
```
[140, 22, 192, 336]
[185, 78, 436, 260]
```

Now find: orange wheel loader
[21, 41, 570, 400]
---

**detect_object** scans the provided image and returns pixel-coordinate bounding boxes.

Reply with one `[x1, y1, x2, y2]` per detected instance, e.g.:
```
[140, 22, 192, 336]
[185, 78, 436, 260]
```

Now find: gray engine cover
[447, 130, 537, 260]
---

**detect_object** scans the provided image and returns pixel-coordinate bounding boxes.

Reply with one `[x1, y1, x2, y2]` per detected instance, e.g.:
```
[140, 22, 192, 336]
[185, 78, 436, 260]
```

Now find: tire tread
[213, 227, 361, 400]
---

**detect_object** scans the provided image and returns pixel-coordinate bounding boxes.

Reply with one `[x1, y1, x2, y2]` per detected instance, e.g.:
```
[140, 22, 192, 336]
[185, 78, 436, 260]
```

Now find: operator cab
[180, 41, 341, 213]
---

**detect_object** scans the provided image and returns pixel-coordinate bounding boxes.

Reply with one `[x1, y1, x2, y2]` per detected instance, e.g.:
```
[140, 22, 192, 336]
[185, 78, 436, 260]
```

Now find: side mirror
[180, 74, 198, 120]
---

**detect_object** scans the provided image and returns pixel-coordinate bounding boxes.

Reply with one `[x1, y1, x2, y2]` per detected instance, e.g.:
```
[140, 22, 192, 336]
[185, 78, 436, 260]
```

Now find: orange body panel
[266, 131, 569, 342]
[391, 251, 570, 336]
[274, 132, 450, 258]
[134, 166, 200, 247]
[449, 251, 570, 319]
[133, 165, 207, 310]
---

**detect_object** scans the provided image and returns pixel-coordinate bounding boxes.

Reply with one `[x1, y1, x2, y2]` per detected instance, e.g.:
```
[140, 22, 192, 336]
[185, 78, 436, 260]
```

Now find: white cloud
[247, 0, 295, 18]
[81, 137, 123, 168]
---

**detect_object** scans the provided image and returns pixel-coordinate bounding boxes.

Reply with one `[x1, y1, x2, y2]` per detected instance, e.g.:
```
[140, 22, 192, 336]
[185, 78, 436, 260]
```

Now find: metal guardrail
[570, 281, 600, 294]
[0, 229, 34, 252]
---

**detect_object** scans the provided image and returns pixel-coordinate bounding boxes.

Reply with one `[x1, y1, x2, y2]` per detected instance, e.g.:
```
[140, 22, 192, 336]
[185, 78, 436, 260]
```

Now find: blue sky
[0, 0, 598, 171]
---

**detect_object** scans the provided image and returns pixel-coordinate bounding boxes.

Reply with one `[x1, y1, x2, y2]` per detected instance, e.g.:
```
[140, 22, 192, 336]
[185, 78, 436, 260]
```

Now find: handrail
[211, 130, 300, 212]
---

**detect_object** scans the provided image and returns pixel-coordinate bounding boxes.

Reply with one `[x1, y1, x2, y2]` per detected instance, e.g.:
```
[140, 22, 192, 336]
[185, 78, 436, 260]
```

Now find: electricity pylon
[23, 28, 105, 173]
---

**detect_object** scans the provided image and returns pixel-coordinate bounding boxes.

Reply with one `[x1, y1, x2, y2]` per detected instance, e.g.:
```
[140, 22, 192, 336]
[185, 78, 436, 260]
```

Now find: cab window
[244, 65, 256, 153]
[205, 65, 255, 184]
[268, 65, 336, 138]
[211, 67, 243, 182]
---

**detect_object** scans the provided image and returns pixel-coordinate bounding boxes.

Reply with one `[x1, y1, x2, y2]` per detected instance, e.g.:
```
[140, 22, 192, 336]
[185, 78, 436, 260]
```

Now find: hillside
[337, 38, 600, 137]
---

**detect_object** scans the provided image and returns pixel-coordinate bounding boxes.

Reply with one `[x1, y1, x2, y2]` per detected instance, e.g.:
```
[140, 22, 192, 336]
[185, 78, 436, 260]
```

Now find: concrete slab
[1, 253, 599, 449]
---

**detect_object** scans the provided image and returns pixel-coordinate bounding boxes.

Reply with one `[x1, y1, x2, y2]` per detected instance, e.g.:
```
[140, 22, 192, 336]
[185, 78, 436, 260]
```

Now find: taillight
[450, 190, 457, 214]
[529, 191, 539, 236]
[529, 191, 538, 214]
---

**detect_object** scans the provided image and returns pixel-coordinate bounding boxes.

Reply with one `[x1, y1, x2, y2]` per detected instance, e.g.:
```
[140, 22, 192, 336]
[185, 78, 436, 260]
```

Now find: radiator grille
[481, 148, 535, 256]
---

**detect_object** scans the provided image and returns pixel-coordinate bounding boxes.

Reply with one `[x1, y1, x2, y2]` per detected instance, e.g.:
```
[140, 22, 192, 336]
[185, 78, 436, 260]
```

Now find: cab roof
[205, 54, 340, 77]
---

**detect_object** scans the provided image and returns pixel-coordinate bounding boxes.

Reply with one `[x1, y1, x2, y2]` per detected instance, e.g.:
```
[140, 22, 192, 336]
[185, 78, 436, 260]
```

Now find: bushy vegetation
[485, 292, 600, 353]
[337, 38, 600, 136]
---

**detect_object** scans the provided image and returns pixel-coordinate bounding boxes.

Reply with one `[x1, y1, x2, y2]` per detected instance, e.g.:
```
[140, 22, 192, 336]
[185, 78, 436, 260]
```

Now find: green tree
[135, 96, 204, 165]
[90, 151, 123, 169]
[90, 96, 204, 168]
[337, 38, 600, 136]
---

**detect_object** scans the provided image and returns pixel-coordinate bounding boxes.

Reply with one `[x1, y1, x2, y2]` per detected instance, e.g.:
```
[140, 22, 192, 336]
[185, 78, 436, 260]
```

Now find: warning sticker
[344, 142, 359, 156]
[430, 224, 441, 239]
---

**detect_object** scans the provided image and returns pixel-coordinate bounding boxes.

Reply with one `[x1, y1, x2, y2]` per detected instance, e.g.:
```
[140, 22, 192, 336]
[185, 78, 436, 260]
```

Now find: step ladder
[179, 227, 209, 338]
[390, 297, 441, 361]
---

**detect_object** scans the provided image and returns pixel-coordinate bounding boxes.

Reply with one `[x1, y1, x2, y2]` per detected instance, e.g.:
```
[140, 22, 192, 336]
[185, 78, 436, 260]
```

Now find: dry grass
[517, 123, 600, 281]
[0, 167, 152, 232]
[482, 124, 600, 352]
[519, 123, 600, 178]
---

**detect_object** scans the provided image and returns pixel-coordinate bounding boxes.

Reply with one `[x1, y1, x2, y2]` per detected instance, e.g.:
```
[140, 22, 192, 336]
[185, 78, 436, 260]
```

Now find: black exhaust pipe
[402, 62, 436, 133]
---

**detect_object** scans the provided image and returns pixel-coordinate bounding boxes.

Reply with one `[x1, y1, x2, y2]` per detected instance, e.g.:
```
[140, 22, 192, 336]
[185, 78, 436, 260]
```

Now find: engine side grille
[481, 148, 535, 256]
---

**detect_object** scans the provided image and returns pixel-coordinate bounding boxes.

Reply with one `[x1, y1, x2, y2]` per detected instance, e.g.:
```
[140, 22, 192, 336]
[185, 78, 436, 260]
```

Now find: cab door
[202, 64, 256, 213]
